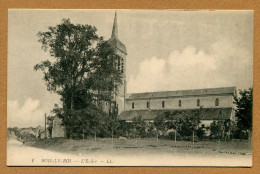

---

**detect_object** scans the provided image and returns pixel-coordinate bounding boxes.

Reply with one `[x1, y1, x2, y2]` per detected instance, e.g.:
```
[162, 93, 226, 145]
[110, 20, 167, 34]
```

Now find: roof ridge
[127, 86, 236, 95]
[126, 86, 236, 99]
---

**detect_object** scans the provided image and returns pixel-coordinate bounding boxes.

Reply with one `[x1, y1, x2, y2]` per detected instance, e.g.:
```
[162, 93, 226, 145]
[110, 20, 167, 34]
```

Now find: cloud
[7, 98, 45, 128]
[128, 39, 252, 93]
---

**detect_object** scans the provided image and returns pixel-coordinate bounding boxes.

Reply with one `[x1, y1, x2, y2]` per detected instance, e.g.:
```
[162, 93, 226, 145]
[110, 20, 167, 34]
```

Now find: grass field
[7, 138, 252, 166]
[28, 137, 252, 157]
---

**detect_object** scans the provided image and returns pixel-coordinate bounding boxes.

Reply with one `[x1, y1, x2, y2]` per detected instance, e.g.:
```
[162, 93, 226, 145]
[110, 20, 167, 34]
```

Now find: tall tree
[34, 19, 123, 138]
[35, 19, 99, 110]
[35, 19, 122, 109]
[234, 88, 253, 142]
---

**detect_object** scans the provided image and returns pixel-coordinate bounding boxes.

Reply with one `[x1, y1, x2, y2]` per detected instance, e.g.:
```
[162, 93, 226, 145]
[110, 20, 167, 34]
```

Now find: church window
[121, 62, 124, 72]
[162, 101, 165, 108]
[118, 59, 121, 70]
[132, 102, 134, 109]
[118, 59, 120, 66]
[215, 98, 219, 106]
[178, 100, 181, 107]
[146, 101, 150, 108]
[197, 99, 200, 106]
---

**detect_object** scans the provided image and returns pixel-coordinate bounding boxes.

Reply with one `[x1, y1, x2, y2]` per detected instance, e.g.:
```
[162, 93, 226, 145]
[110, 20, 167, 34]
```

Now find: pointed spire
[111, 11, 118, 38]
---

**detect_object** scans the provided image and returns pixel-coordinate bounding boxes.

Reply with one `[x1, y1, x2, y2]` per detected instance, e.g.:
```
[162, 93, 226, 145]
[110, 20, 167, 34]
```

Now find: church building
[52, 12, 237, 138]
[108, 12, 237, 128]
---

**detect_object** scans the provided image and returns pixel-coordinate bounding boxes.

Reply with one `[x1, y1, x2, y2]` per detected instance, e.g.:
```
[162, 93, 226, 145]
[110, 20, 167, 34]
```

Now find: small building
[52, 116, 66, 138]
[38, 130, 50, 139]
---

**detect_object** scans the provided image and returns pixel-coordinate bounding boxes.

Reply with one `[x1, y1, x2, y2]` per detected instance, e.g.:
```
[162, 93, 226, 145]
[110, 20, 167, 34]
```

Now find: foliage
[196, 127, 206, 140]
[35, 19, 123, 139]
[146, 123, 157, 138]
[166, 120, 176, 130]
[106, 103, 120, 137]
[47, 115, 55, 138]
[209, 121, 219, 139]
[234, 88, 253, 131]
[88, 40, 123, 103]
[132, 116, 147, 138]
[7, 127, 21, 139]
[166, 131, 181, 141]
[175, 107, 202, 138]
[154, 114, 167, 135]
[8, 127, 39, 142]
[35, 19, 99, 109]
[209, 118, 232, 141]
[34, 18, 122, 109]
[116, 120, 133, 138]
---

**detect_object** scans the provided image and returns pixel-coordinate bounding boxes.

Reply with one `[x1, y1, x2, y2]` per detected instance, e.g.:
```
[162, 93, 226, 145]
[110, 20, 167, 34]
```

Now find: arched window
[118, 59, 121, 70]
[162, 101, 165, 108]
[215, 98, 219, 106]
[197, 99, 200, 106]
[178, 100, 181, 107]
[132, 102, 135, 109]
[121, 59, 124, 73]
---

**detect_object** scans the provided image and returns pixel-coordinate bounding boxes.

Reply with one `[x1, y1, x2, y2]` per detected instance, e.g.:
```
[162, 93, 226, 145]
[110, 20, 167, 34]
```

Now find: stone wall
[125, 95, 234, 111]
[115, 48, 127, 115]
[52, 116, 65, 138]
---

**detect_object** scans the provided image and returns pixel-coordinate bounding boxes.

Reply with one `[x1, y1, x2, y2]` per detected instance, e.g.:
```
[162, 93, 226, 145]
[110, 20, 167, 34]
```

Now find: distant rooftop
[126, 86, 236, 100]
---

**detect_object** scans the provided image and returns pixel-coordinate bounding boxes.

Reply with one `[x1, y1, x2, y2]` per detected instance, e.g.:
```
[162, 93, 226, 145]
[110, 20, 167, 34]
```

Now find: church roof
[118, 108, 233, 121]
[111, 11, 118, 39]
[108, 37, 127, 54]
[126, 87, 236, 100]
[108, 11, 127, 54]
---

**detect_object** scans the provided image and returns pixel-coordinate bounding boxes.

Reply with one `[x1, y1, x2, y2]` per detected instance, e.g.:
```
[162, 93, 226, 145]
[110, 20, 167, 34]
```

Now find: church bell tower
[108, 12, 127, 115]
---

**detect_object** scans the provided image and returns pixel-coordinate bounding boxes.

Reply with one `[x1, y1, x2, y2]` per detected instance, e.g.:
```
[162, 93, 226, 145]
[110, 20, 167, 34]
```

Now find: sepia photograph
[7, 9, 253, 166]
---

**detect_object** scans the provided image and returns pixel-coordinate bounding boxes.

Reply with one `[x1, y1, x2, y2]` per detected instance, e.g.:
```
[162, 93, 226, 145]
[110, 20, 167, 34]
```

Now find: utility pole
[45, 113, 47, 139]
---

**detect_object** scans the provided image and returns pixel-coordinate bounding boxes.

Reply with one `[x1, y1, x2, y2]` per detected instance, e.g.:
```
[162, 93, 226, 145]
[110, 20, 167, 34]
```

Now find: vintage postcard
[7, 9, 253, 166]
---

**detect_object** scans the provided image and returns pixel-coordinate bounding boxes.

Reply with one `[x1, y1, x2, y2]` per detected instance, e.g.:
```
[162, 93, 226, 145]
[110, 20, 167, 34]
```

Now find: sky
[7, 10, 253, 128]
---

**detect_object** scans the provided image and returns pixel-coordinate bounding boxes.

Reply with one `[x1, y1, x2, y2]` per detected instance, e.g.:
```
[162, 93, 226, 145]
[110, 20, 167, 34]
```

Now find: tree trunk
[156, 129, 159, 143]
[134, 125, 136, 141]
[192, 130, 194, 147]
[95, 131, 97, 142]
[71, 91, 75, 110]
[222, 126, 225, 141]
[83, 130, 84, 141]
[112, 129, 114, 148]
